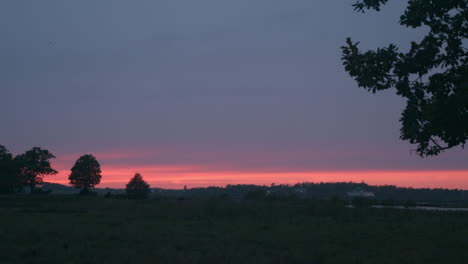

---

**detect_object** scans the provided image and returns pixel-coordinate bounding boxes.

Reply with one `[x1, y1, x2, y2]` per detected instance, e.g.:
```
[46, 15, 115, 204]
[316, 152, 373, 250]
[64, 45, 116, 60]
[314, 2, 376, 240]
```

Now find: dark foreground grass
[1, 195, 467, 264]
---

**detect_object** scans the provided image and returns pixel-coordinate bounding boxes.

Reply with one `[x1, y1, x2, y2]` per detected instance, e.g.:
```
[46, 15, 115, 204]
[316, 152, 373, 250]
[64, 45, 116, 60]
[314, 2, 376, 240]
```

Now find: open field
[1, 195, 467, 264]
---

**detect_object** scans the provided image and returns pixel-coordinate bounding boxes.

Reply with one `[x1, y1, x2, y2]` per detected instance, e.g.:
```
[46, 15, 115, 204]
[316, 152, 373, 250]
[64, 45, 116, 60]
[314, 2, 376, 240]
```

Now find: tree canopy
[15, 147, 58, 191]
[69, 154, 102, 192]
[126, 173, 151, 199]
[342, 0, 468, 156]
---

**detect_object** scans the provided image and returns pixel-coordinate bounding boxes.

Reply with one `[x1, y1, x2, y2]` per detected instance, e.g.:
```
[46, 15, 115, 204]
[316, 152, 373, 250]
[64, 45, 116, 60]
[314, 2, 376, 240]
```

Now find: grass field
[1, 195, 467, 264]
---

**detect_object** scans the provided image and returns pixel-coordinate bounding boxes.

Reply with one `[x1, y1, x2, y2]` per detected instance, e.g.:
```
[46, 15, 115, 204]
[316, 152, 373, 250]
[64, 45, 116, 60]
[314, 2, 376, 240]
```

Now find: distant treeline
[157, 182, 468, 203]
[36, 181, 468, 203]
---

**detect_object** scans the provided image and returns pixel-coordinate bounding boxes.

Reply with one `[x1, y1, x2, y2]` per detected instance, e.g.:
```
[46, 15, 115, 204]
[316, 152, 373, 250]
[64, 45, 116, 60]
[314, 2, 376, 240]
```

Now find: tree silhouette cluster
[0, 145, 151, 198]
[0, 145, 57, 193]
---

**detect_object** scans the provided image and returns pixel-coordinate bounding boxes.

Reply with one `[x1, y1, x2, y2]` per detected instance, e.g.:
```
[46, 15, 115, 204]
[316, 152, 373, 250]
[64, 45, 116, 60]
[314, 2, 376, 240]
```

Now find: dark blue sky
[1, 1, 467, 187]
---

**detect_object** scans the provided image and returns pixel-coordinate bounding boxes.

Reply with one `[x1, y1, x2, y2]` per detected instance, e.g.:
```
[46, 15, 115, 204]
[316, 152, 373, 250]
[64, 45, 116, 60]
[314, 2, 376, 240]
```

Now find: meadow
[1, 195, 467, 264]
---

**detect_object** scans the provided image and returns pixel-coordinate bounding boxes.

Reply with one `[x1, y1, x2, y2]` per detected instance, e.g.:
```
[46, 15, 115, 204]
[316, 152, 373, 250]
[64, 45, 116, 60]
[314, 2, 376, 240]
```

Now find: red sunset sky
[46, 149, 468, 189]
[2, 1, 467, 190]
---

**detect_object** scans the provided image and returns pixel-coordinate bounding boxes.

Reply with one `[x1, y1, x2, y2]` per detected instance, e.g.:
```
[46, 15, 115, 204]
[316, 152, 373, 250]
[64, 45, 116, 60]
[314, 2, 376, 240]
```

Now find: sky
[1, 0, 467, 189]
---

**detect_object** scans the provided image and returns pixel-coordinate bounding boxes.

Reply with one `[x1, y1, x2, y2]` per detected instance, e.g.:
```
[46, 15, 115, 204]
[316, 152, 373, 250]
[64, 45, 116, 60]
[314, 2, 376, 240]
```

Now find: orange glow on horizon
[49, 164, 468, 190]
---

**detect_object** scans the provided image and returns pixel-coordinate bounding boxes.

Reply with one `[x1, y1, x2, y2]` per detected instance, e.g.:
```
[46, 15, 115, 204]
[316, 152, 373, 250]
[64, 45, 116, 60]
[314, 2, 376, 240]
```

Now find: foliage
[126, 173, 150, 199]
[0, 145, 13, 161]
[342, 0, 468, 156]
[157, 182, 468, 202]
[244, 190, 267, 200]
[15, 147, 58, 191]
[69, 154, 102, 191]
[0, 145, 20, 193]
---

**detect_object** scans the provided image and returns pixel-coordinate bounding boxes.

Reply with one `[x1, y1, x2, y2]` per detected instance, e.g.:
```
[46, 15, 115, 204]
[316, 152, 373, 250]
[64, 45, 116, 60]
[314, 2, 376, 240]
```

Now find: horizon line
[47, 169, 468, 190]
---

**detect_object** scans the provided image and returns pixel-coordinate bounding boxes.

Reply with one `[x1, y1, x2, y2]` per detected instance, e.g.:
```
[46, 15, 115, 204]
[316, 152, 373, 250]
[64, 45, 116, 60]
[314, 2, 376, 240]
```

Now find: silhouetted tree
[342, 0, 468, 156]
[126, 173, 150, 199]
[15, 147, 58, 192]
[0, 145, 20, 193]
[69, 154, 102, 193]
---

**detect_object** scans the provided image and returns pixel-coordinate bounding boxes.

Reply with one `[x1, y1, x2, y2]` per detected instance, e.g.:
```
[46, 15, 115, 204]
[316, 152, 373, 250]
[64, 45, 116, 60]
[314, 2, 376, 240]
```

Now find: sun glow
[50, 164, 468, 190]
